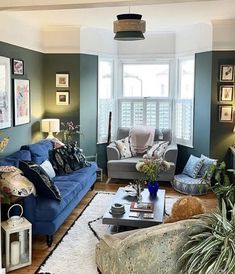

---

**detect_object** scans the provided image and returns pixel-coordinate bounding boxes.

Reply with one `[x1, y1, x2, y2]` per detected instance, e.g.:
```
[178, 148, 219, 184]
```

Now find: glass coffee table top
[103, 187, 166, 228]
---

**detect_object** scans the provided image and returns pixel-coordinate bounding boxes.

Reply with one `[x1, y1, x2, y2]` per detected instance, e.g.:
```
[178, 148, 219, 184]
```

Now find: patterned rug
[37, 192, 179, 274]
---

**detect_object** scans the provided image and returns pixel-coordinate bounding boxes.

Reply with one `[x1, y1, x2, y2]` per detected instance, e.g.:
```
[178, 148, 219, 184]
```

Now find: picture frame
[0, 56, 12, 129]
[220, 65, 234, 82]
[13, 59, 24, 75]
[13, 79, 30, 126]
[56, 73, 69, 88]
[56, 90, 70, 105]
[219, 105, 233, 123]
[219, 85, 234, 101]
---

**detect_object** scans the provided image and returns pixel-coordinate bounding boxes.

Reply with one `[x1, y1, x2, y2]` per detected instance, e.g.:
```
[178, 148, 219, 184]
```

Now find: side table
[85, 154, 103, 182]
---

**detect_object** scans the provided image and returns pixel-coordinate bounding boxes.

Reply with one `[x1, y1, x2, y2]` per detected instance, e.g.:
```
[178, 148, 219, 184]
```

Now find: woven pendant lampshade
[113, 13, 146, 41]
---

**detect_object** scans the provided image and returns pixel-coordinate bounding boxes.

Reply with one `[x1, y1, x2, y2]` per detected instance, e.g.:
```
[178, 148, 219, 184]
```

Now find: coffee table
[102, 187, 166, 228]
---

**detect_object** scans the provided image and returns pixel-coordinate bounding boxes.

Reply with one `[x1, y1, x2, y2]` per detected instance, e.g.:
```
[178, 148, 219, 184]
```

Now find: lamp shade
[233, 126, 235, 133]
[113, 13, 146, 41]
[41, 119, 60, 138]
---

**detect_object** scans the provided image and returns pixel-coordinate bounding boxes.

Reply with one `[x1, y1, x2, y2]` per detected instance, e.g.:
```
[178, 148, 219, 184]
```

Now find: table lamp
[41, 119, 60, 139]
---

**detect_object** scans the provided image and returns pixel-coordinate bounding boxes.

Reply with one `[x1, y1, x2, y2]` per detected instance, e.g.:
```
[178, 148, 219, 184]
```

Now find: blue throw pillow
[19, 160, 61, 201]
[183, 155, 204, 179]
[198, 154, 217, 179]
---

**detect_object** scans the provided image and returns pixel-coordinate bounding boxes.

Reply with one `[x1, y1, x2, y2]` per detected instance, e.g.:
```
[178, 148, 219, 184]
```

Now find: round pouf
[172, 174, 209, 195]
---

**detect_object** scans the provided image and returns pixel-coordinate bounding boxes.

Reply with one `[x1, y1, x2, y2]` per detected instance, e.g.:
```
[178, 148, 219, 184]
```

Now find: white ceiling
[2, 0, 235, 32]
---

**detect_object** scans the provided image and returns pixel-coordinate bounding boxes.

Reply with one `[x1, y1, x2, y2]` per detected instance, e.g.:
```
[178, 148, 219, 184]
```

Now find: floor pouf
[172, 174, 209, 195]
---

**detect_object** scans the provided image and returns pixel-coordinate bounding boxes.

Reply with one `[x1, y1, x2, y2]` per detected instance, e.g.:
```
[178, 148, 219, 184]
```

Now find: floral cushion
[183, 155, 204, 179]
[146, 141, 169, 158]
[115, 137, 132, 159]
[49, 144, 90, 176]
[0, 166, 35, 197]
[198, 154, 217, 179]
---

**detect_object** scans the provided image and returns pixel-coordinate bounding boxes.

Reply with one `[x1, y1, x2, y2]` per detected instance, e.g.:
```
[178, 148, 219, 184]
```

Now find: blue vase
[147, 181, 159, 198]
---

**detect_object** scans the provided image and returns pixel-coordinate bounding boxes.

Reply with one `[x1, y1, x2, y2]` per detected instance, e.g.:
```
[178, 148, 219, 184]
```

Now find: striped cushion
[198, 154, 217, 179]
[147, 141, 169, 158]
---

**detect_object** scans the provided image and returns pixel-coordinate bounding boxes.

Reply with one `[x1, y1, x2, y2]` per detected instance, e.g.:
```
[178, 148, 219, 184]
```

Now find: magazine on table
[130, 202, 154, 213]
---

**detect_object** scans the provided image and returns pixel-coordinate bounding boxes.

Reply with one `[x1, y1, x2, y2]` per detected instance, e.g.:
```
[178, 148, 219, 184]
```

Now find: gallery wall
[0, 41, 44, 155]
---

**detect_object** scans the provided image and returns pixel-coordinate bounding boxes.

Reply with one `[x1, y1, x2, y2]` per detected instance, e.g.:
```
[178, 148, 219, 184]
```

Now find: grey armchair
[106, 127, 178, 183]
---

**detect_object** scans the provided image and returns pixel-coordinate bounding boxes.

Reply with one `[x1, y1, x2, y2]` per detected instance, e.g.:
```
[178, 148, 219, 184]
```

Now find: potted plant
[136, 155, 170, 198]
[60, 121, 83, 145]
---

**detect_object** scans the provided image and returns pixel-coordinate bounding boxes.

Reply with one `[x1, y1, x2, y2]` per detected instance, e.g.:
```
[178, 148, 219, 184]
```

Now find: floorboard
[10, 180, 217, 274]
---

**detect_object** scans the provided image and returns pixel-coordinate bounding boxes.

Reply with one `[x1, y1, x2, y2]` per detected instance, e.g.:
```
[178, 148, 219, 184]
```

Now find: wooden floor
[11, 180, 217, 274]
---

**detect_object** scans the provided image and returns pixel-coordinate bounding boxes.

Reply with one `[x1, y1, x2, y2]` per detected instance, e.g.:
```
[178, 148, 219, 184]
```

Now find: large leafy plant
[179, 200, 235, 274]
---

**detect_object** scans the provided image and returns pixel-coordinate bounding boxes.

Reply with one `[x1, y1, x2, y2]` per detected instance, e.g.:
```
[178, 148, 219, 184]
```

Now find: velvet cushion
[0, 166, 35, 197]
[49, 144, 90, 176]
[19, 160, 61, 201]
[0, 150, 31, 167]
[40, 160, 56, 179]
[147, 141, 169, 158]
[183, 155, 204, 179]
[115, 137, 132, 158]
[198, 154, 217, 179]
[21, 139, 53, 165]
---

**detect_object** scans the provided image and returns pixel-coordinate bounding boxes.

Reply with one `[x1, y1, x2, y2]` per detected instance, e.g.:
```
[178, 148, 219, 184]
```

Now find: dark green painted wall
[0, 42, 44, 155]
[177, 51, 235, 172]
[79, 54, 98, 156]
[43, 53, 98, 156]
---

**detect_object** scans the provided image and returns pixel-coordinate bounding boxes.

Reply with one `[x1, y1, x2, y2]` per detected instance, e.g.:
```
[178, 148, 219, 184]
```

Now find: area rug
[37, 192, 179, 274]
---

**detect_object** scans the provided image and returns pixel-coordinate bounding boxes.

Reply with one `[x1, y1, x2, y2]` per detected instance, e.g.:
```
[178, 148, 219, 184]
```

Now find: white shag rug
[37, 192, 178, 274]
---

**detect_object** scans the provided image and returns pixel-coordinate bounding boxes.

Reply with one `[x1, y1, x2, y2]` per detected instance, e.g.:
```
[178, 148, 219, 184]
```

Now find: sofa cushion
[34, 162, 97, 221]
[147, 141, 169, 158]
[0, 150, 31, 167]
[19, 160, 61, 201]
[198, 154, 217, 178]
[115, 137, 132, 159]
[21, 140, 53, 165]
[40, 160, 56, 179]
[49, 144, 90, 176]
[183, 155, 204, 179]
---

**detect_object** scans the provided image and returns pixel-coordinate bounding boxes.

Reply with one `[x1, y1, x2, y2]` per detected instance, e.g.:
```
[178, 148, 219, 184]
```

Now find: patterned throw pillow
[49, 144, 90, 176]
[147, 141, 169, 158]
[183, 155, 204, 179]
[0, 166, 35, 197]
[19, 161, 61, 201]
[198, 154, 217, 179]
[115, 137, 132, 158]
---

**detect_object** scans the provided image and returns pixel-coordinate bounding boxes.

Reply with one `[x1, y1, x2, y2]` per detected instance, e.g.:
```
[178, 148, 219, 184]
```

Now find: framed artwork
[56, 73, 69, 88]
[219, 105, 233, 123]
[0, 56, 11, 129]
[219, 85, 234, 101]
[220, 65, 234, 82]
[13, 79, 30, 126]
[56, 90, 70, 105]
[13, 59, 24, 75]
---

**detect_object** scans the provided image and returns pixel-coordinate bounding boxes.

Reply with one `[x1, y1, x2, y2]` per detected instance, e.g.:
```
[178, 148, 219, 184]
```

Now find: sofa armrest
[164, 144, 178, 164]
[23, 194, 36, 224]
[107, 143, 120, 161]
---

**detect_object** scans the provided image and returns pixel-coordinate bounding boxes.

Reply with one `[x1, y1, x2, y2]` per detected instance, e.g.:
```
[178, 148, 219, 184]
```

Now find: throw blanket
[129, 126, 155, 154]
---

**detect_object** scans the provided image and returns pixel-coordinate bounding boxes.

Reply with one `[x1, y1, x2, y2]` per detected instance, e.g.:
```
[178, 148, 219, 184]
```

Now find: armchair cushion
[198, 154, 217, 178]
[146, 141, 169, 158]
[183, 155, 204, 179]
[114, 137, 132, 159]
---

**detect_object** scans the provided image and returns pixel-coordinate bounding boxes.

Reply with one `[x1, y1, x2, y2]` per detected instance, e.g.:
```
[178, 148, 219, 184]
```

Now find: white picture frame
[56, 73, 69, 88]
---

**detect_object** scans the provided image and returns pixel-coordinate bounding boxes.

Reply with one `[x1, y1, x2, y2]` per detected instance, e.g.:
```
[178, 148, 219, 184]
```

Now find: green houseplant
[179, 162, 235, 273]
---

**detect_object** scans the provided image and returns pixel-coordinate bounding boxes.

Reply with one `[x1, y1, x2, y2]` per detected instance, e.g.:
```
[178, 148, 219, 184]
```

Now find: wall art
[14, 79, 30, 126]
[56, 90, 70, 105]
[219, 105, 233, 123]
[219, 85, 233, 102]
[220, 65, 234, 82]
[56, 73, 69, 88]
[13, 59, 24, 75]
[0, 56, 11, 129]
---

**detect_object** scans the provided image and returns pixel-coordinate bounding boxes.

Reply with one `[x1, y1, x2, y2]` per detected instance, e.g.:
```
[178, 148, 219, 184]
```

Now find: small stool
[96, 167, 103, 182]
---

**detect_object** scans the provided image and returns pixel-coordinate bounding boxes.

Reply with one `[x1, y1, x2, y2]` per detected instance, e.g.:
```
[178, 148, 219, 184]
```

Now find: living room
[0, 0, 234, 273]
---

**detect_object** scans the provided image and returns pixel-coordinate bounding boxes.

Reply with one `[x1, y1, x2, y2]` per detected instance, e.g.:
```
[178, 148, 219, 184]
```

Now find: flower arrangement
[60, 121, 83, 143]
[136, 155, 170, 184]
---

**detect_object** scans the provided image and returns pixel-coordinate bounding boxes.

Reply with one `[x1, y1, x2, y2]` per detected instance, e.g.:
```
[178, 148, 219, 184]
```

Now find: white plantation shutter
[119, 99, 171, 129]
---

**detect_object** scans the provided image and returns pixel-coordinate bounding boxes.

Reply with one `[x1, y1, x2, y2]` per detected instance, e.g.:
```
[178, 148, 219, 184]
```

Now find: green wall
[0, 42, 44, 155]
[177, 51, 235, 172]
[44, 53, 98, 156]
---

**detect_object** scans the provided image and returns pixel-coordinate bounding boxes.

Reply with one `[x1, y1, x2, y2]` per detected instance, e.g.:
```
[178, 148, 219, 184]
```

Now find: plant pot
[147, 181, 159, 198]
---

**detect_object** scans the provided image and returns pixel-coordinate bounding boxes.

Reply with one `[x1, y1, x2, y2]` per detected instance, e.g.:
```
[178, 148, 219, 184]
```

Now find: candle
[11, 241, 20, 265]
[19, 231, 25, 256]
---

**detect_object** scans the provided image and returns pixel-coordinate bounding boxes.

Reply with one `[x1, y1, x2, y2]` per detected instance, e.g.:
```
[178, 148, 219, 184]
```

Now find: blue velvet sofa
[0, 140, 97, 246]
